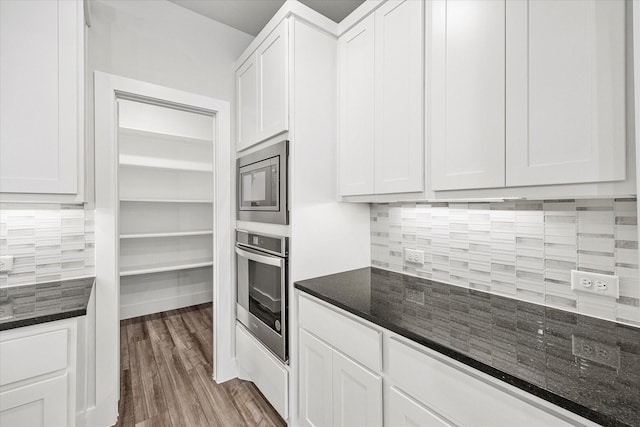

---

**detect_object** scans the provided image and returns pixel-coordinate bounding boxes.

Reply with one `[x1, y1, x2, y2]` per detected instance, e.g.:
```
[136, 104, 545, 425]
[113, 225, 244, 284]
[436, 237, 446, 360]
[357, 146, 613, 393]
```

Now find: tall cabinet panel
[374, 0, 424, 194]
[0, 0, 83, 197]
[505, 0, 626, 187]
[339, 14, 376, 196]
[430, 0, 505, 191]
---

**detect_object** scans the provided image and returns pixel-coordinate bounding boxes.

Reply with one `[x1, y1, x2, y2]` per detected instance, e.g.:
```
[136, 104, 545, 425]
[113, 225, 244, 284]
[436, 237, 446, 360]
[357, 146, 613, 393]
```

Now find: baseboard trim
[119, 291, 213, 319]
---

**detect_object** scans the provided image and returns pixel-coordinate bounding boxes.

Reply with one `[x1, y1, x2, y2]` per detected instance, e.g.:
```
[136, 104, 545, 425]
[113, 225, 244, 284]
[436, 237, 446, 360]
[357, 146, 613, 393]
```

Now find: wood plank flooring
[114, 303, 286, 427]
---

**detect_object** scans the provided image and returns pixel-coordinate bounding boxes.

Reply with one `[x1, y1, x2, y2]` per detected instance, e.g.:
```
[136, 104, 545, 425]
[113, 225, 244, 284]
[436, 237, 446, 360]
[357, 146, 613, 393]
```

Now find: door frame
[93, 72, 235, 426]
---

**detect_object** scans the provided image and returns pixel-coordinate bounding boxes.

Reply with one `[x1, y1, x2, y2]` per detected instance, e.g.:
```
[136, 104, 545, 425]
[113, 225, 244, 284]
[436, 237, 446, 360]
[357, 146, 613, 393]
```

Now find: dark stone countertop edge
[294, 282, 627, 427]
[0, 308, 88, 332]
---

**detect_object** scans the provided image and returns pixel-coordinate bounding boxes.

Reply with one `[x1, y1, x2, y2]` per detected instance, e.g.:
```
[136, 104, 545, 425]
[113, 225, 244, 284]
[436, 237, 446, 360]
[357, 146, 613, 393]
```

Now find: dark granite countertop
[0, 277, 94, 331]
[295, 267, 640, 427]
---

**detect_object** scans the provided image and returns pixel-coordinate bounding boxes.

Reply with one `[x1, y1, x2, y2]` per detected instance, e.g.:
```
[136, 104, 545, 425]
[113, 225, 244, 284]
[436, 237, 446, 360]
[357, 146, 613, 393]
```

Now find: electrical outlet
[570, 270, 619, 298]
[572, 335, 620, 369]
[404, 248, 424, 265]
[405, 288, 425, 305]
[0, 256, 14, 273]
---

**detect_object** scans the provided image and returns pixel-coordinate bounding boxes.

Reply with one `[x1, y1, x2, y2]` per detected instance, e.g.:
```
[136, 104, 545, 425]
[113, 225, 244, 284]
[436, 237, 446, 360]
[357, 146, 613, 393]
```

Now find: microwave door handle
[235, 247, 283, 268]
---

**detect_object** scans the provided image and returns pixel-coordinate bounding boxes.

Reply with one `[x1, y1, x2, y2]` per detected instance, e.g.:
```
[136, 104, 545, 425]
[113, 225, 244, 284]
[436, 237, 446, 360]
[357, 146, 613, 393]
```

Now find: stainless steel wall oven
[237, 140, 288, 225]
[235, 230, 288, 362]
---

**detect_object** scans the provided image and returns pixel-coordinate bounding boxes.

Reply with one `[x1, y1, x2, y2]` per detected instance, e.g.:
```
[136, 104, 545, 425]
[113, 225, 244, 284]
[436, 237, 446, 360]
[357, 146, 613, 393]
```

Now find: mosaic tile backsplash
[0, 204, 95, 287]
[370, 199, 640, 326]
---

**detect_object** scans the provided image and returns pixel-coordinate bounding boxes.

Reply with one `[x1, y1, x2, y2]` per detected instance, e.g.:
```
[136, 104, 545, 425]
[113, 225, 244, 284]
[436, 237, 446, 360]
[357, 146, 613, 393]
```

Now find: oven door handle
[235, 246, 284, 268]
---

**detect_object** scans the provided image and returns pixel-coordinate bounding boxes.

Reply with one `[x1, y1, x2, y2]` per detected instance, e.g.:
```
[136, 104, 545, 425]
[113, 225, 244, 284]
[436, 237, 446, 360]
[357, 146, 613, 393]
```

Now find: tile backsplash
[0, 204, 95, 287]
[370, 199, 640, 327]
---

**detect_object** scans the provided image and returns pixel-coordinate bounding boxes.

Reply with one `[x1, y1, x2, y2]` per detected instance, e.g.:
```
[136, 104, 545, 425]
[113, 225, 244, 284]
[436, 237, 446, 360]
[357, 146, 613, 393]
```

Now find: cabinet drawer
[387, 338, 574, 427]
[0, 329, 68, 386]
[298, 295, 381, 371]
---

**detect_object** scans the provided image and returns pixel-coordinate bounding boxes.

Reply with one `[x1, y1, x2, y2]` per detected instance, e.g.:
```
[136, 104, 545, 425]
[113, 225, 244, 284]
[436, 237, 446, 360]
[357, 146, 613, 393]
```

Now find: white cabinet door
[505, 0, 625, 187]
[236, 53, 258, 151]
[0, 0, 82, 195]
[332, 349, 382, 427]
[374, 0, 424, 194]
[431, 0, 505, 191]
[339, 14, 375, 196]
[257, 20, 289, 143]
[299, 330, 333, 427]
[0, 374, 68, 427]
[387, 386, 453, 427]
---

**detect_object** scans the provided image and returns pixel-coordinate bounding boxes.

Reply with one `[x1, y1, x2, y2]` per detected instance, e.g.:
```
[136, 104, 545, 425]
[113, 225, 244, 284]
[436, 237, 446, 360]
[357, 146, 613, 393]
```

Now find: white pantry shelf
[119, 154, 213, 173]
[120, 259, 214, 277]
[120, 230, 214, 239]
[120, 198, 213, 204]
[119, 126, 212, 145]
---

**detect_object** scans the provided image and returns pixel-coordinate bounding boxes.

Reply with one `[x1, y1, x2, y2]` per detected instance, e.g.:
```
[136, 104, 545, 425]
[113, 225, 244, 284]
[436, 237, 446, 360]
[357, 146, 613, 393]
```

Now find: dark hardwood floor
[114, 303, 287, 427]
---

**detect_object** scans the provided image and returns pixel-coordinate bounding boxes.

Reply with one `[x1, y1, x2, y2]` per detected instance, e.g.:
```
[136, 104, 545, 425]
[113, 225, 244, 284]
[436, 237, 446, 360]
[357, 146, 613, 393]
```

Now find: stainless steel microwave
[237, 140, 288, 225]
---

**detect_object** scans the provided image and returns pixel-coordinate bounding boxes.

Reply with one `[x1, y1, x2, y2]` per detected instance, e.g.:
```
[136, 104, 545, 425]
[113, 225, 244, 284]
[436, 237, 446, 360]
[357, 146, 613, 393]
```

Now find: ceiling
[168, 0, 365, 36]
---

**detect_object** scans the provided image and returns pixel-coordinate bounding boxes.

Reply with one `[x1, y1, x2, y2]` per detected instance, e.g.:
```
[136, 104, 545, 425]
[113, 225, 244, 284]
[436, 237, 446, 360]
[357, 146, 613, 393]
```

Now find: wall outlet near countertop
[0, 256, 14, 273]
[570, 270, 619, 299]
[405, 288, 425, 305]
[404, 248, 424, 265]
[572, 335, 620, 369]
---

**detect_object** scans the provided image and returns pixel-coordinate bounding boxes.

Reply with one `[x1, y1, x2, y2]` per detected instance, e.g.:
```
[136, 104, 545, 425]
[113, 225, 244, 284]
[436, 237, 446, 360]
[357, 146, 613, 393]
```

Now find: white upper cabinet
[505, 0, 626, 187]
[0, 0, 84, 199]
[339, 0, 424, 197]
[236, 20, 289, 151]
[374, 0, 424, 194]
[430, 0, 506, 191]
[257, 21, 289, 144]
[339, 14, 376, 196]
[431, 0, 628, 194]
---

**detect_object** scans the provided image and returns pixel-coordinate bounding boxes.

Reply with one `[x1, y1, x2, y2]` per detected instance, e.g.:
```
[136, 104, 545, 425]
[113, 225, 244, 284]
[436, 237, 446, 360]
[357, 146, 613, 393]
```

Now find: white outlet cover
[0, 256, 14, 273]
[570, 270, 619, 299]
[404, 249, 424, 265]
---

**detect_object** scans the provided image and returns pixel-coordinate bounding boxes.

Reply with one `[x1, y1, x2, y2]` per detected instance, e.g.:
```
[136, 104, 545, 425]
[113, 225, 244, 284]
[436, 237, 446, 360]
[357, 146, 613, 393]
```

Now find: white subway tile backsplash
[371, 199, 640, 327]
[0, 204, 94, 287]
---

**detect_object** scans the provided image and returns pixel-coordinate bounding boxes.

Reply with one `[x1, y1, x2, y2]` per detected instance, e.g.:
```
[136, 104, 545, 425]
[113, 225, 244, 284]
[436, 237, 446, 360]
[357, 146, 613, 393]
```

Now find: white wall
[86, 0, 254, 201]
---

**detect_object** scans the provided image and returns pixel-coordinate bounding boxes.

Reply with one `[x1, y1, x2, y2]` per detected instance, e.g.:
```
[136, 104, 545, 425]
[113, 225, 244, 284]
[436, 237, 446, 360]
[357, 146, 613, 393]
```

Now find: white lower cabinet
[332, 350, 382, 427]
[0, 375, 68, 427]
[298, 325, 382, 427]
[299, 329, 333, 427]
[0, 318, 80, 427]
[386, 385, 452, 427]
[297, 293, 597, 427]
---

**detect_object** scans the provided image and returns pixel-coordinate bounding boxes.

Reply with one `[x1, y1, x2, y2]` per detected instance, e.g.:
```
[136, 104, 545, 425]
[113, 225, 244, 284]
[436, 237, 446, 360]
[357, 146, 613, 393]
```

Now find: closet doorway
[94, 73, 234, 426]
